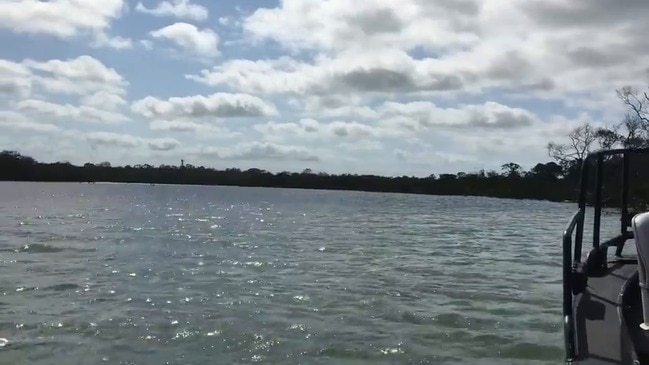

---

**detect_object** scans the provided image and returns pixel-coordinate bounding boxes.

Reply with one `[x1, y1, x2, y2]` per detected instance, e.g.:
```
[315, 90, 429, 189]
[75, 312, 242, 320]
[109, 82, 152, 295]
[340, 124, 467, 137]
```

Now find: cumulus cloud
[0, 111, 60, 133]
[131, 93, 278, 119]
[149, 119, 240, 139]
[0, 59, 32, 97]
[136, 0, 208, 22]
[0, 0, 126, 38]
[520, 0, 649, 29]
[186, 0, 649, 113]
[150, 22, 219, 58]
[86, 132, 141, 148]
[81, 91, 127, 111]
[255, 119, 378, 142]
[86, 132, 181, 151]
[201, 142, 319, 162]
[148, 138, 181, 151]
[250, 101, 536, 150]
[301, 95, 378, 119]
[378, 101, 536, 131]
[187, 51, 466, 96]
[242, 0, 479, 52]
[91, 32, 133, 50]
[17, 99, 130, 124]
[26, 55, 124, 85]
[4, 0, 649, 175]
[24, 55, 128, 95]
[0, 0, 130, 50]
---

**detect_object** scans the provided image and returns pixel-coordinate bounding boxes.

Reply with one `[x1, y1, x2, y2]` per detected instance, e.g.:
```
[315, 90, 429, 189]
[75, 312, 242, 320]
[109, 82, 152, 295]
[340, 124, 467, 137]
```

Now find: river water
[0, 182, 624, 364]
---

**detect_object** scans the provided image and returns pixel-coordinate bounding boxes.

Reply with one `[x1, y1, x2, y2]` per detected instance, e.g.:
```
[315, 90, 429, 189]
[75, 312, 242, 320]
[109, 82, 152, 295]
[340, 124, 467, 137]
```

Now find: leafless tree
[617, 86, 649, 130]
[547, 123, 598, 167]
[547, 86, 649, 167]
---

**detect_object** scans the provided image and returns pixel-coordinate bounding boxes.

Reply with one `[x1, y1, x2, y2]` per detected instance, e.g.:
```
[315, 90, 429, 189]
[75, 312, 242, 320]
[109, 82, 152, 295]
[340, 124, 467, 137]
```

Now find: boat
[562, 147, 649, 364]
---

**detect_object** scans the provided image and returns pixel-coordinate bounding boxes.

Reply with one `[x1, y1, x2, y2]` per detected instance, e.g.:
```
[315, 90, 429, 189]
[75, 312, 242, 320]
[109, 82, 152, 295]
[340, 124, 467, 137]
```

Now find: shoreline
[0, 178, 580, 205]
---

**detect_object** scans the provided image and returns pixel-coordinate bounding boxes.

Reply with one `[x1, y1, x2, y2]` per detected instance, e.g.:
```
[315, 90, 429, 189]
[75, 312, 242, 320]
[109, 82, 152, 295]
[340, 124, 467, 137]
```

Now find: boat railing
[562, 208, 583, 361]
[562, 147, 649, 362]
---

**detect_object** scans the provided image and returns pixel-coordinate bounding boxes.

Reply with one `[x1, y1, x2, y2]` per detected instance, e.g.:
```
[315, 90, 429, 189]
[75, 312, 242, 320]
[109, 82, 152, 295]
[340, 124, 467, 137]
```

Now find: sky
[1, 0, 648, 177]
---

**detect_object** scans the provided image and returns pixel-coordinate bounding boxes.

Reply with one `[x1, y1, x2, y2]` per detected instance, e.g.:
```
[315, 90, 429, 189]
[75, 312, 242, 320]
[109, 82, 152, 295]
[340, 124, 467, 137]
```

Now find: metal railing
[563, 208, 583, 361]
[562, 147, 649, 362]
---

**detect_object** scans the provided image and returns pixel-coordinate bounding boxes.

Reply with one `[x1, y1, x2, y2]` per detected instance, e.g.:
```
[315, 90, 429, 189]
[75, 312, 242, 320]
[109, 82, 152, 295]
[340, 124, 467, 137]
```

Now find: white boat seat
[632, 212, 649, 330]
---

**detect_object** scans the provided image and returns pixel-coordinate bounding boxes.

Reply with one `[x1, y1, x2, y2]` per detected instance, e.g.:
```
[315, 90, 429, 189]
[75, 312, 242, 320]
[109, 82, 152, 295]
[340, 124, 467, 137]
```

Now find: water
[0, 182, 624, 364]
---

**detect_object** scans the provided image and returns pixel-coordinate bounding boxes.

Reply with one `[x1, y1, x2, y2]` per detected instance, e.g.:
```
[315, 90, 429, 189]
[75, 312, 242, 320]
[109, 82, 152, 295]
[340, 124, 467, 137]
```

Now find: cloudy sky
[0, 0, 647, 176]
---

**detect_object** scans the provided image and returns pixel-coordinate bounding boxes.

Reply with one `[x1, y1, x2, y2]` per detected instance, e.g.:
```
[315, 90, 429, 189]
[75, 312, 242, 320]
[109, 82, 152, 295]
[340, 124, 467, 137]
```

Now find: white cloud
[87, 131, 141, 148]
[377, 101, 536, 131]
[301, 95, 380, 119]
[0, 111, 60, 133]
[0, 59, 32, 97]
[148, 137, 181, 151]
[131, 93, 278, 119]
[187, 51, 466, 96]
[81, 91, 127, 111]
[187, 0, 649, 112]
[25, 55, 128, 95]
[91, 31, 133, 50]
[149, 119, 240, 139]
[26, 55, 124, 85]
[4, 0, 649, 176]
[337, 140, 383, 152]
[150, 22, 219, 58]
[254, 101, 537, 146]
[136, 0, 208, 22]
[0, 0, 126, 38]
[200, 141, 320, 162]
[242, 0, 479, 52]
[86, 132, 180, 151]
[17, 99, 130, 124]
[255, 119, 378, 142]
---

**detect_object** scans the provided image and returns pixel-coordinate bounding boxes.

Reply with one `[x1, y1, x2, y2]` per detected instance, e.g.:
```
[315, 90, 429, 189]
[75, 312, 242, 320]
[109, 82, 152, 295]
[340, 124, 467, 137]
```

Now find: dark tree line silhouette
[0, 149, 573, 201]
[2, 87, 649, 208]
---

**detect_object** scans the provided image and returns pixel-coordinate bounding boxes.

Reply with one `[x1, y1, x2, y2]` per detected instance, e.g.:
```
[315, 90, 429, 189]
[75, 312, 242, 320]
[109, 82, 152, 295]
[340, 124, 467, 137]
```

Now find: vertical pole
[622, 152, 630, 235]
[593, 155, 603, 248]
[616, 152, 631, 257]
[575, 158, 589, 261]
[563, 226, 576, 361]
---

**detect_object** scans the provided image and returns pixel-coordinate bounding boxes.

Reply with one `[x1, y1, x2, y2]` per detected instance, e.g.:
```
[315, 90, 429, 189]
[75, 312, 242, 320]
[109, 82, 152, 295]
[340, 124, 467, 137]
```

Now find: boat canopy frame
[562, 147, 649, 361]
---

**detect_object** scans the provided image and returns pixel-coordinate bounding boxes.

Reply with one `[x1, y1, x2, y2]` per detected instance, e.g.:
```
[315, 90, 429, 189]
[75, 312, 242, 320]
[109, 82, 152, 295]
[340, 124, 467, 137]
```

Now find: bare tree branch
[618, 86, 649, 130]
[547, 123, 598, 168]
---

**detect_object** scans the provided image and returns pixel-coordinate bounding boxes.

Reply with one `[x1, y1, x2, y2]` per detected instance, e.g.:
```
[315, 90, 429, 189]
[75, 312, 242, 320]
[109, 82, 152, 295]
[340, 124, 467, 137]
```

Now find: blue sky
[0, 0, 646, 176]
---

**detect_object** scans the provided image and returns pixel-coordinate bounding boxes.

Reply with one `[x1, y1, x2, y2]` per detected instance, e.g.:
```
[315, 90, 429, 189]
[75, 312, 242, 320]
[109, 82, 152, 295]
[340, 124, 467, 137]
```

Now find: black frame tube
[593, 155, 603, 248]
[563, 210, 582, 361]
[621, 152, 630, 235]
[574, 159, 589, 261]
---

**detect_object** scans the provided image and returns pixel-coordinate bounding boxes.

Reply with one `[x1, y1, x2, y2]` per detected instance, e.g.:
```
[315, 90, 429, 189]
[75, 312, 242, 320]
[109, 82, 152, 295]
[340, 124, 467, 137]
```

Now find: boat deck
[573, 256, 638, 364]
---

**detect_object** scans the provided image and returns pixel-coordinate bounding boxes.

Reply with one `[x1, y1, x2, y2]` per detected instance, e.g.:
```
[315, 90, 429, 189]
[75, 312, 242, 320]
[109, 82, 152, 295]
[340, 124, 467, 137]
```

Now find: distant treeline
[1, 149, 644, 207]
[4, 88, 649, 207]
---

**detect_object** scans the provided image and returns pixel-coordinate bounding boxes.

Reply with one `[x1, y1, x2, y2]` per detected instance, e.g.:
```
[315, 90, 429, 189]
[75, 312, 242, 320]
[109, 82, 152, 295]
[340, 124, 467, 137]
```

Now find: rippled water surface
[0, 182, 622, 364]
